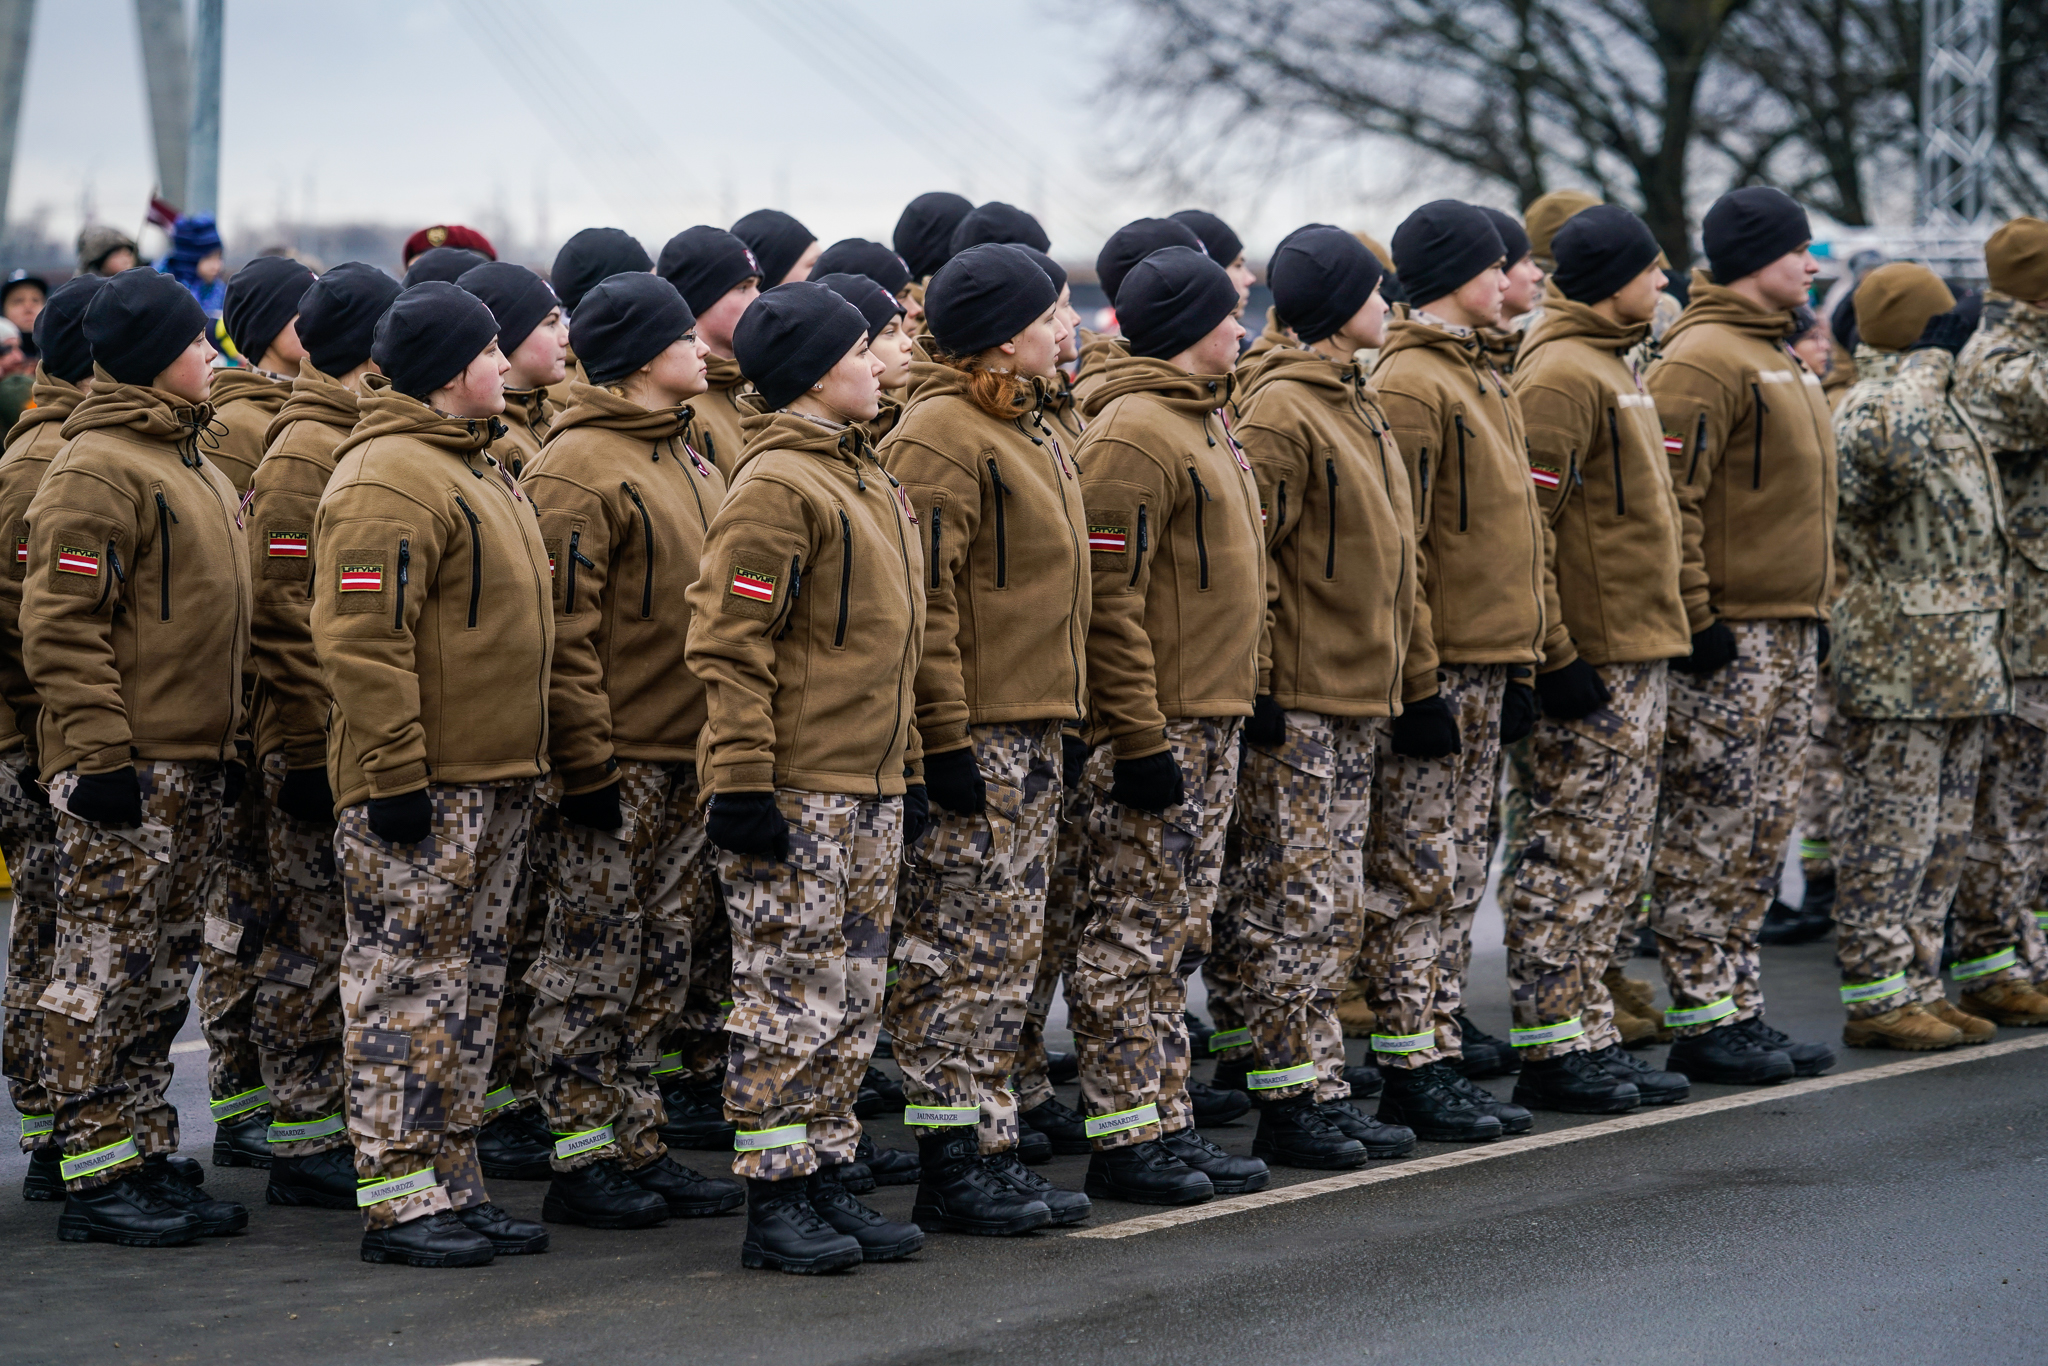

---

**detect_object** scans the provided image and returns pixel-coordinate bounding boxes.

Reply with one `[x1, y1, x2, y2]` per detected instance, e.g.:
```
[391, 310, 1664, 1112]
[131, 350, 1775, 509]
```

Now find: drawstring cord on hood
[176, 409, 225, 468]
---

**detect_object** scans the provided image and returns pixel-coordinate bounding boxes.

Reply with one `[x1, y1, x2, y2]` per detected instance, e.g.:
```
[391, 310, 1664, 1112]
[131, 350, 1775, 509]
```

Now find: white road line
[1069, 1031, 2048, 1240]
[170, 1039, 206, 1054]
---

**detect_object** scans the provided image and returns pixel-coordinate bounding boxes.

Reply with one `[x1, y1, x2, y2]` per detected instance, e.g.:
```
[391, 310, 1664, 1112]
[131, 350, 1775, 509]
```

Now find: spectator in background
[159, 214, 227, 317]
[3, 272, 46, 361]
[1789, 304, 1833, 381]
[0, 318, 29, 377]
[0, 321, 30, 426]
[402, 224, 495, 270]
[76, 225, 139, 277]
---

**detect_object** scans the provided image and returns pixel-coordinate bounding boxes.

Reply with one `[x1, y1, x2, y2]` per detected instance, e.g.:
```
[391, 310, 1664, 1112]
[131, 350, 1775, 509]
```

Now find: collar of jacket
[704, 352, 749, 395]
[547, 380, 694, 447]
[1662, 268, 1798, 348]
[1237, 345, 1387, 427]
[1077, 352, 1234, 420]
[1517, 292, 1651, 361]
[4, 367, 85, 445]
[207, 363, 292, 419]
[264, 363, 360, 446]
[1076, 328, 1128, 382]
[504, 385, 551, 433]
[736, 407, 882, 478]
[1848, 344, 1913, 385]
[337, 373, 502, 465]
[1377, 314, 1501, 393]
[62, 366, 217, 449]
[1986, 290, 2048, 345]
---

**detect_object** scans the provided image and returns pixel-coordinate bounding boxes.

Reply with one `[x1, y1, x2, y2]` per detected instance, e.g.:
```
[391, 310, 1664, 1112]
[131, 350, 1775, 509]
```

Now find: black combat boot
[1210, 1055, 1251, 1095]
[266, 1146, 360, 1208]
[211, 1109, 273, 1169]
[630, 1153, 746, 1217]
[57, 1175, 204, 1246]
[1585, 1043, 1690, 1104]
[741, 1176, 862, 1274]
[984, 1149, 1091, 1225]
[1344, 1063, 1383, 1099]
[657, 1078, 737, 1150]
[1018, 1127, 1053, 1166]
[1159, 1127, 1271, 1194]
[1188, 1078, 1251, 1126]
[1375, 1062, 1504, 1142]
[1512, 1051, 1642, 1114]
[1450, 1014, 1520, 1078]
[161, 1154, 205, 1187]
[1738, 1016, 1835, 1077]
[1316, 1100, 1416, 1157]
[912, 1131, 1052, 1235]
[141, 1154, 247, 1235]
[457, 1201, 551, 1254]
[1185, 1011, 1217, 1057]
[360, 1210, 495, 1267]
[1084, 1138, 1213, 1206]
[855, 1132, 921, 1187]
[1440, 1068, 1535, 1132]
[811, 1165, 926, 1260]
[1020, 1097, 1092, 1155]
[1046, 1050, 1080, 1084]
[1757, 898, 1811, 945]
[476, 1105, 554, 1181]
[22, 1146, 61, 1201]
[1666, 1022, 1794, 1085]
[853, 1066, 907, 1120]
[1251, 1096, 1368, 1170]
[541, 1158, 670, 1228]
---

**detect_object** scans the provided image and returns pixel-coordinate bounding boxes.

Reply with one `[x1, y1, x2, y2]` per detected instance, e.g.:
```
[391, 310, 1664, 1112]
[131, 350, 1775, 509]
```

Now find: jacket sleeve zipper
[1687, 412, 1707, 485]
[1128, 504, 1147, 588]
[835, 509, 852, 648]
[929, 504, 943, 590]
[1188, 467, 1211, 590]
[453, 494, 483, 629]
[1453, 415, 1470, 532]
[1276, 480, 1287, 534]
[1323, 458, 1339, 579]
[153, 491, 178, 621]
[986, 458, 1010, 588]
[623, 482, 655, 619]
[1606, 408, 1627, 516]
[395, 538, 410, 629]
[92, 538, 122, 615]
[773, 554, 803, 640]
[1750, 382, 1769, 490]
[563, 529, 580, 610]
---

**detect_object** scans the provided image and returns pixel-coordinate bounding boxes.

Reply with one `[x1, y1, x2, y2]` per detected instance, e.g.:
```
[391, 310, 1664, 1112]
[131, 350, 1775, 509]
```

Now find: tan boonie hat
[1854, 261, 1957, 351]
[1986, 217, 2048, 301]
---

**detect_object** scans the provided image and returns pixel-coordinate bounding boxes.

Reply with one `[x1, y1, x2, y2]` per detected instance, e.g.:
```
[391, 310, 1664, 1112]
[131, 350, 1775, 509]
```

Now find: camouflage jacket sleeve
[1958, 309, 2048, 457]
[1645, 357, 1741, 632]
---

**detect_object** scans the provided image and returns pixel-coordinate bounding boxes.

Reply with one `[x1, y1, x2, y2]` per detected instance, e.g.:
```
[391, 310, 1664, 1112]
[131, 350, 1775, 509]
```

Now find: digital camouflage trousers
[1, 755, 59, 1150]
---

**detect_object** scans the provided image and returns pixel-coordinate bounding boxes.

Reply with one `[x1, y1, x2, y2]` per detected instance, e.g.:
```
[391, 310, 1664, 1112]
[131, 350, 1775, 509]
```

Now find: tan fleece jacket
[22, 371, 252, 778]
[1232, 346, 1434, 713]
[0, 370, 88, 757]
[312, 377, 556, 810]
[205, 365, 292, 494]
[525, 386, 727, 790]
[684, 410, 925, 796]
[1076, 354, 1265, 758]
[1512, 296, 1691, 666]
[1647, 272, 1838, 629]
[491, 385, 555, 477]
[880, 366, 1090, 752]
[685, 354, 755, 479]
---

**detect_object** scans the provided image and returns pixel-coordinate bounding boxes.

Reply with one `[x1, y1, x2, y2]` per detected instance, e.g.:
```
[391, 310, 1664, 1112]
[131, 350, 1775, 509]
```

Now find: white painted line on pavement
[170, 1039, 205, 1054]
[1070, 1031, 2048, 1240]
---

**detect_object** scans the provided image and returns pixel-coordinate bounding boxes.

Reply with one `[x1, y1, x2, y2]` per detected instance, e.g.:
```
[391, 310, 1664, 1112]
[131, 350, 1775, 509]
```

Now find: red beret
[403, 224, 496, 264]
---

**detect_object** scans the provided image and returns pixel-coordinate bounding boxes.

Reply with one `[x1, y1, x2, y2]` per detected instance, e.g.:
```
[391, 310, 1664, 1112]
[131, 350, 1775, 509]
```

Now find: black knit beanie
[1018, 246, 1068, 295]
[457, 261, 560, 357]
[222, 255, 315, 363]
[949, 202, 1051, 257]
[571, 273, 696, 386]
[1098, 217, 1205, 310]
[730, 209, 816, 288]
[371, 281, 501, 400]
[1171, 210, 1244, 267]
[296, 262, 402, 378]
[83, 267, 208, 385]
[732, 281, 868, 409]
[403, 246, 491, 287]
[923, 244, 1057, 356]
[550, 227, 651, 312]
[1702, 187, 1811, 286]
[1480, 207, 1532, 266]
[1269, 225, 1385, 344]
[33, 273, 108, 384]
[1390, 200, 1506, 310]
[657, 226, 763, 317]
[814, 273, 905, 342]
[1552, 204, 1664, 305]
[1117, 246, 1240, 361]
[894, 192, 973, 280]
[815, 239, 912, 297]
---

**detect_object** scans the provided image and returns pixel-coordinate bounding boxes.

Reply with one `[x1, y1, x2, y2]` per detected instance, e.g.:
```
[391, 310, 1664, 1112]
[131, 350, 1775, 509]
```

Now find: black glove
[1909, 290, 1982, 355]
[1534, 657, 1611, 721]
[1499, 681, 1538, 745]
[923, 746, 985, 816]
[1389, 694, 1462, 759]
[367, 789, 434, 844]
[707, 791, 790, 859]
[903, 783, 931, 846]
[1061, 733, 1090, 789]
[1675, 620, 1738, 677]
[1110, 751, 1184, 814]
[221, 760, 245, 808]
[69, 766, 142, 828]
[277, 766, 334, 825]
[1817, 622, 1831, 667]
[558, 780, 623, 832]
[14, 766, 46, 807]
[1246, 694, 1286, 747]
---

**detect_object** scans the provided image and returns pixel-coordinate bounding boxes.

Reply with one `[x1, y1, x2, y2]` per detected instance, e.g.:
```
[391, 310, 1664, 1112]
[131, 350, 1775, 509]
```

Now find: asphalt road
[3, 885, 2044, 1366]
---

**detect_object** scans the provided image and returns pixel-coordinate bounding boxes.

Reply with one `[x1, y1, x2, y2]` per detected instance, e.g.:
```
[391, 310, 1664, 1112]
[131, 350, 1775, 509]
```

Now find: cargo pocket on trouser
[718, 809, 851, 1054]
[525, 905, 641, 1071]
[1650, 683, 1760, 892]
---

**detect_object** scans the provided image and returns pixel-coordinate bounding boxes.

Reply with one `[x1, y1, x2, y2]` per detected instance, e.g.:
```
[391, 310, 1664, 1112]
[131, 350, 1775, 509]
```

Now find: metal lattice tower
[1920, 0, 2000, 227]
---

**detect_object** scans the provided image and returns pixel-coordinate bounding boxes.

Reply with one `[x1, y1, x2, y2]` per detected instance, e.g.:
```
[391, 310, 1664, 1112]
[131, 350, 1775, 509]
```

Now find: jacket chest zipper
[677, 449, 711, 530]
[395, 539, 410, 629]
[986, 458, 1010, 588]
[623, 482, 655, 619]
[454, 494, 483, 628]
[1187, 467, 1211, 590]
[1750, 382, 1769, 489]
[153, 491, 179, 621]
[835, 509, 852, 648]
[1606, 408, 1627, 517]
[1323, 458, 1339, 579]
[1453, 416, 1470, 532]
[1129, 505, 1148, 588]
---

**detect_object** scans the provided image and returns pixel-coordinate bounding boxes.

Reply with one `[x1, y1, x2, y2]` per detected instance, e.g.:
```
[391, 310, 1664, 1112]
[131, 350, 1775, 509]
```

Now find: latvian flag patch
[1088, 523, 1127, 553]
[56, 544, 99, 577]
[338, 564, 383, 592]
[267, 529, 310, 559]
[729, 567, 778, 602]
[13, 537, 27, 566]
[1530, 463, 1562, 491]
[1663, 430, 1685, 455]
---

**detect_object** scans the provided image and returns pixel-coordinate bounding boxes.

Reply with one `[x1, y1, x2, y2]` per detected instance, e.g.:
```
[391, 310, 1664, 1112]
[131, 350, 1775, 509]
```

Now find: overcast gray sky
[9, 0, 1424, 263]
